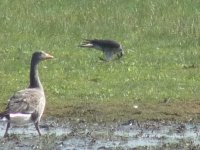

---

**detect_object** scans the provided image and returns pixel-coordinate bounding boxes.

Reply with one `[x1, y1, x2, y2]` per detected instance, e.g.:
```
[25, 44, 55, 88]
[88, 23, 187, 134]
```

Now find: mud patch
[0, 119, 200, 149]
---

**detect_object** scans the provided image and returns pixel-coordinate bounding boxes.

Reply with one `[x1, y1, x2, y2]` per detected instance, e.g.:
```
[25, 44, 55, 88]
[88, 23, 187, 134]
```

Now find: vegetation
[0, 0, 200, 122]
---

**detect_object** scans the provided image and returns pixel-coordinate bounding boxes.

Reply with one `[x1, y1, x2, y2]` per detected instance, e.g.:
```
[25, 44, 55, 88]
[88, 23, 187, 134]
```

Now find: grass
[0, 0, 200, 122]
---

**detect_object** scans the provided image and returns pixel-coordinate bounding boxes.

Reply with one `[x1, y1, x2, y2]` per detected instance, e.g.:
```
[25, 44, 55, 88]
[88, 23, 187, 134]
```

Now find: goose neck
[29, 60, 43, 89]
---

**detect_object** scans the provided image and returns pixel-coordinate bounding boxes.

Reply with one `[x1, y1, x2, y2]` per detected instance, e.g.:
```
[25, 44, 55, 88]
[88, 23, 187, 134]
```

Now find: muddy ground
[0, 117, 200, 150]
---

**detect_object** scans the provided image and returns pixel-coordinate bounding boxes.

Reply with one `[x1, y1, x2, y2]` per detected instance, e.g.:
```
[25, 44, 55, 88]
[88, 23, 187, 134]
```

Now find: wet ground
[0, 118, 200, 150]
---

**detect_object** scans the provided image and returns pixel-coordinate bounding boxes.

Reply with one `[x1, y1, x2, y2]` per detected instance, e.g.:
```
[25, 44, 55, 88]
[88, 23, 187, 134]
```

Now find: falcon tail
[78, 39, 94, 48]
[79, 43, 94, 48]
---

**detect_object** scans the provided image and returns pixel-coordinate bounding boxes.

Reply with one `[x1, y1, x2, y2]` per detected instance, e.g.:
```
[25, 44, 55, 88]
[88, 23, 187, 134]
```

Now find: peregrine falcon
[79, 39, 124, 61]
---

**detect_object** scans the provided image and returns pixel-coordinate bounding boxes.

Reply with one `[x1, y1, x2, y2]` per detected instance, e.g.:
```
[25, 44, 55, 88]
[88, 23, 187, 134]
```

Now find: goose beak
[44, 53, 54, 59]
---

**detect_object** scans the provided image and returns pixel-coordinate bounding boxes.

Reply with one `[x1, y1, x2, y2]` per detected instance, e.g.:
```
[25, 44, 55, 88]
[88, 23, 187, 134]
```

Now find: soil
[0, 117, 200, 150]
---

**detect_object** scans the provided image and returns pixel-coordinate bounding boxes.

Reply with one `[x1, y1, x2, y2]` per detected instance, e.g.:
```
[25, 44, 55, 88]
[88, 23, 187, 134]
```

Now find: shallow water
[0, 119, 200, 149]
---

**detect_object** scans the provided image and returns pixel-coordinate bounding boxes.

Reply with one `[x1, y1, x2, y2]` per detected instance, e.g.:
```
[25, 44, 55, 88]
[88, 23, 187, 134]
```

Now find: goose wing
[5, 88, 44, 114]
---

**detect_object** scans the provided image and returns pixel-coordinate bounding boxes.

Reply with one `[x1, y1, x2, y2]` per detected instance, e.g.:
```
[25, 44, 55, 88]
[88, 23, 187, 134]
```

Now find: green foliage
[0, 0, 200, 120]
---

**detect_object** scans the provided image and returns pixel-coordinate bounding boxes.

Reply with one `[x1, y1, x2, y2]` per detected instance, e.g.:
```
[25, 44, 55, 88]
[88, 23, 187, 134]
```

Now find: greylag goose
[79, 39, 124, 61]
[0, 51, 53, 137]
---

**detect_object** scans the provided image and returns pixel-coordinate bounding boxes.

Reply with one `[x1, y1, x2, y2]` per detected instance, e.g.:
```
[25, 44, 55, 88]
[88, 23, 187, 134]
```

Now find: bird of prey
[79, 39, 124, 61]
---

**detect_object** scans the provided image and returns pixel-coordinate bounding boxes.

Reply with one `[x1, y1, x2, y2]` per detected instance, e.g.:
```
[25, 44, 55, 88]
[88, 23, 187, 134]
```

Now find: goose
[0, 51, 53, 137]
[79, 39, 124, 61]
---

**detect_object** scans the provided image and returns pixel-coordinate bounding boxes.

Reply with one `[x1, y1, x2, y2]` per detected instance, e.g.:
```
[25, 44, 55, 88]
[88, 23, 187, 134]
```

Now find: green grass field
[0, 0, 200, 122]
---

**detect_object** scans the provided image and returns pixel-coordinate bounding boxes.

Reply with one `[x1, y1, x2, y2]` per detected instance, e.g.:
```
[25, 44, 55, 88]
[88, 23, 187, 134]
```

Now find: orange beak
[44, 53, 54, 59]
